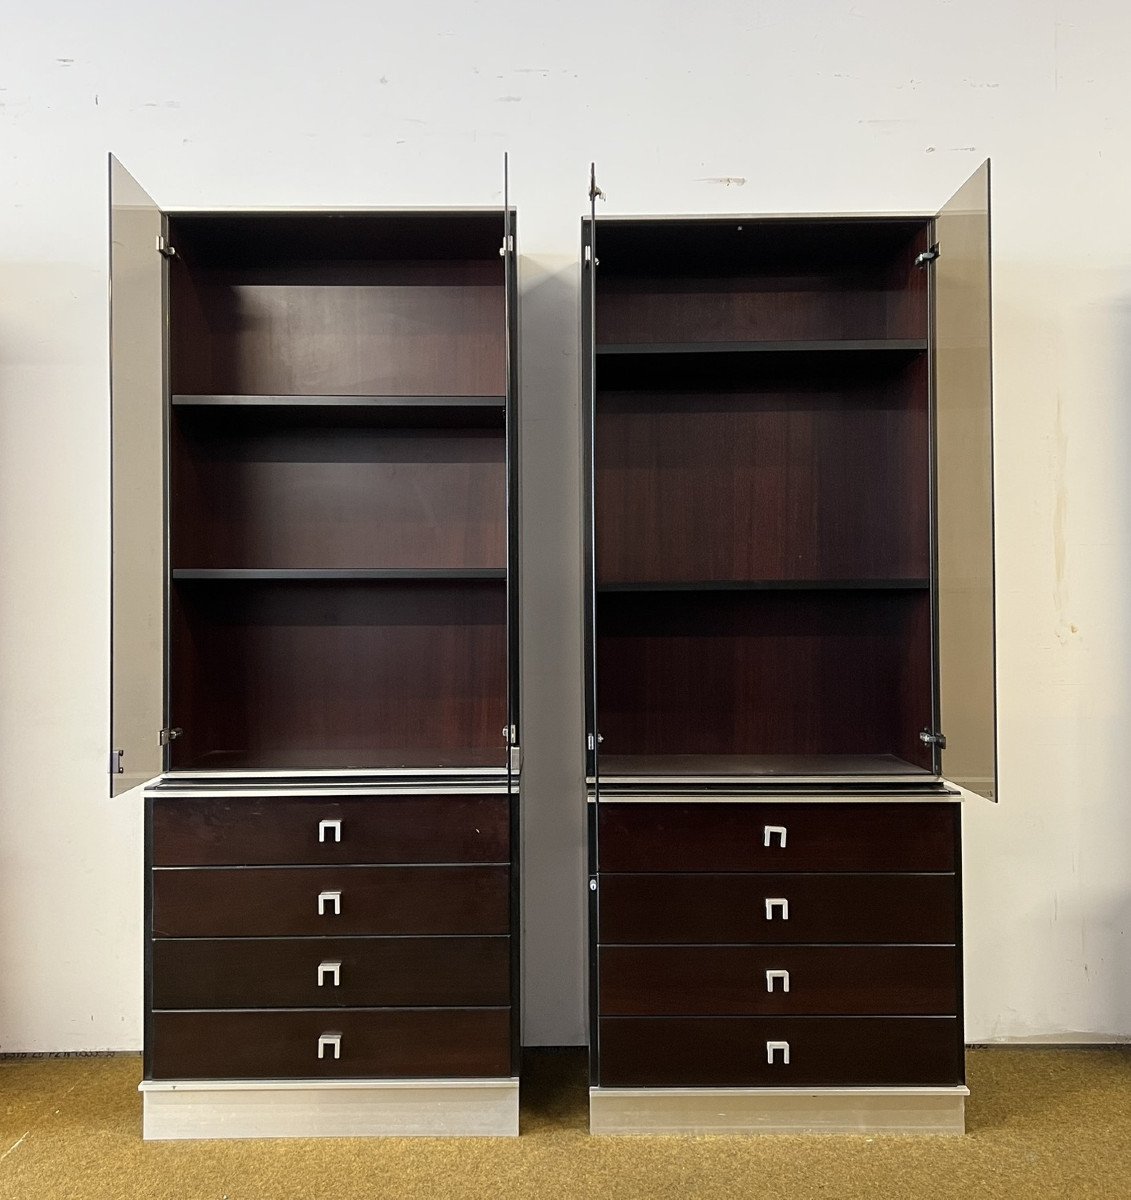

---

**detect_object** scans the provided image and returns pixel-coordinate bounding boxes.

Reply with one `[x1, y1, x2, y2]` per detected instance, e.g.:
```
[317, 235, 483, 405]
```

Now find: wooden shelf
[599, 753, 933, 780]
[598, 579, 930, 593]
[596, 340, 927, 357]
[172, 394, 505, 409]
[173, 568, 505, 582]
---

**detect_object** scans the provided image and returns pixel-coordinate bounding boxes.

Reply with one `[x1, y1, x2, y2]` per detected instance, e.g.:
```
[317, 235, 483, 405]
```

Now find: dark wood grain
[598, 873, 957, 944]
[598, 945, 958, 1016]
[596, 589, 933, 767]
[169, 580, 507, 771]
[168, 212, 506, 398]
[152, 936, 510, 1009]
[597, 1016, 961, 1088]
[151, 866, 509, 937]
[597, 803, 956, 872]
[595, 218, 930, 345]
[150, 1008, 512, 1080]
[595, 355, 928, 584]
[151, 794, 509, 867]
[171, 410, 505, 571]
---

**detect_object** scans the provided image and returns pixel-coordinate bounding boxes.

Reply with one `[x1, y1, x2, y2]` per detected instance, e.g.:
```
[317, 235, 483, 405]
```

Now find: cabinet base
[140, 1077, 520, 1140]
[589, 1086, 968, 1135]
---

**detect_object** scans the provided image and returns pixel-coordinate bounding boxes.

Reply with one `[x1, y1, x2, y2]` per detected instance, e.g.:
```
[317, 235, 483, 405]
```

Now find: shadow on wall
[516, 253, 589, 1046]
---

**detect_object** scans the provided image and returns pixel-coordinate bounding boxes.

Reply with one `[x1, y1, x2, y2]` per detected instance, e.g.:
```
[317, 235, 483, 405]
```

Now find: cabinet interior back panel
[168, 214, 505, 398]
[596, 589, 932, 770]
[171, 410, 505, 571]
[595, 219, 930, 345]
[169, 580, 507, 770]
[595, 354, 928, 584]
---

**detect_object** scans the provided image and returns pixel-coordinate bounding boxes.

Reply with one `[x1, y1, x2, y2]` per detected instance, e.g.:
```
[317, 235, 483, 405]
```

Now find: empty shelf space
[596, 339, 928, 356]
[173, 568, 507, 582]
[599, 753, 934, 780]
[597, 579, 930, 593]
[178, 747, 510, 772]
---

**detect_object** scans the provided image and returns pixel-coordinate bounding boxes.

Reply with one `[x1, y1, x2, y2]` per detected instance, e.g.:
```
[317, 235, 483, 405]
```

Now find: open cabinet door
[109, 156, 167, 795]
[503, 156, 521, 777]
[934, 160, 997, 800]
[581, 167, 600, 785]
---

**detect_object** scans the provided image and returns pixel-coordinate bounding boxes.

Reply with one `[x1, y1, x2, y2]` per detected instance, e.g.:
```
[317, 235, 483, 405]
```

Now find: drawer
[151, 794, 509, 866]
[152, 936, 510, 1010]
[152, 866, 509, 937]
[598, 873, 956, 944]
[599, 945, 958, 1016]
[598, 1016, 962, 1088]
[149, 1009, 512, 1080]
[598, 803, 956, 873]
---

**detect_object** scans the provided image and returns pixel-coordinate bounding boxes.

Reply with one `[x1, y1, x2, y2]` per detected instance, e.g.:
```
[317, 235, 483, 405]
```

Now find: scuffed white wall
[0, 0, 1128, 1049]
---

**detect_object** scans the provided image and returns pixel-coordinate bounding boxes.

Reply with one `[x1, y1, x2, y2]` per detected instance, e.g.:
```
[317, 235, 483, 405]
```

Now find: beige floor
[1, 1048, 1129, 1199]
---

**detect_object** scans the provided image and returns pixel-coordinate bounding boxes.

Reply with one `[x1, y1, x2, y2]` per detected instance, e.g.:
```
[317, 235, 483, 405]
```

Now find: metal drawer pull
[766, 1040, 790, 1065]
[764, 897, 789, 920]
[763, 825, 788, 849]
[766, 969, 790, 993]
[318, 1032, 342, 1061]
[317, 890, 342, 916]
[318, 819, 342, 844]
[317, 961, 342, 987]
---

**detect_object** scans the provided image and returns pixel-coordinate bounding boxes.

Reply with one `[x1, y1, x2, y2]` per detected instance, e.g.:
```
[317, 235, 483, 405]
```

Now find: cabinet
[582, 163, 994, 1135]
[110, 157, 520, 1139]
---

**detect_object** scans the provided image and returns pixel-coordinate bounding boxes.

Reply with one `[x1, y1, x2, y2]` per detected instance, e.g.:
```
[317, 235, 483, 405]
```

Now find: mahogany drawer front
[599, 945, 958, 1016]
[598, 803, 956, 873]
[149, 1008, 512, 1080]
[599, 873, 957, 944]
[151, 794, 510, 867]
[598, 1016, 962, 1088]
[152, 866, 509, 937]
[151, 936, 510, 1010]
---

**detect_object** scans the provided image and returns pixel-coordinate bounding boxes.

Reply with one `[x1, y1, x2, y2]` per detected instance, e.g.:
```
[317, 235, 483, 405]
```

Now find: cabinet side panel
[934, 161, 996, 800]
[110, 156, 166, 793]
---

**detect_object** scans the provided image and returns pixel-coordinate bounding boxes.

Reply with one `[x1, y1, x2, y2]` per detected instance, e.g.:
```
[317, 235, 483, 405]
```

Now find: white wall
[1, 0, 1128, 1051]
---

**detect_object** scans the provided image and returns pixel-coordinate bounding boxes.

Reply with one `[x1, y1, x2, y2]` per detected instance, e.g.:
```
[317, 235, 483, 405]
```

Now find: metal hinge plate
[498, 234, 515, 257]
[109, 750, 123, 775]
[914, 244, 940, 269]
[159, 727, 183, 746]
[919, 729, 947, 748]
[156, 235, 176, 258]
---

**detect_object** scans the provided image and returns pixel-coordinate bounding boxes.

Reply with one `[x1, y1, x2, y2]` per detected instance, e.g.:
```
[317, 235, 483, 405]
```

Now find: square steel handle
[318, 960, 342, 987]
[766, 1040, 790, 1065]
[766, 969, 790, 993]
[318, 819, 342, 844]
[763, 825, 787, 849]
[317, 890, 341, 916]
[764, 897, 789, 920]
[318, 1032, 342, 1061]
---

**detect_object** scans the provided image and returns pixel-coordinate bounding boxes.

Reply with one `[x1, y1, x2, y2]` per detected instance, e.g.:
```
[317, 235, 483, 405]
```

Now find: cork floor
[1, 1048, 1129, 1200]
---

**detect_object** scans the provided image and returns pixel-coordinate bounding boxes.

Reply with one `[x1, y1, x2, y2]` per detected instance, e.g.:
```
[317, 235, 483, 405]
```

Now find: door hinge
[156, 235, 176, 258]
[589, 877, 598, 893]
[498, 234, 515, 257]
[584, 243, 599, 267]
[159, 727, 183, 746]
[109, 750, 123, 775]
[919, 729, 947, 748]
[914, 244, 940, 269]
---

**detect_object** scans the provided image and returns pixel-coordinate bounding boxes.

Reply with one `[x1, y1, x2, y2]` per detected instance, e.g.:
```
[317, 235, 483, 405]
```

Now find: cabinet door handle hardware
[763, 825, 787, 849]
[318, 819, 342, 844]
[318, 1032, 342, 1060]
[765, 969, 790, 993]
[764, 897, 789, 920]
[317, 960, 342, 987]
[766, 1040, 790, 1065]
[317, 890, 342, 916]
